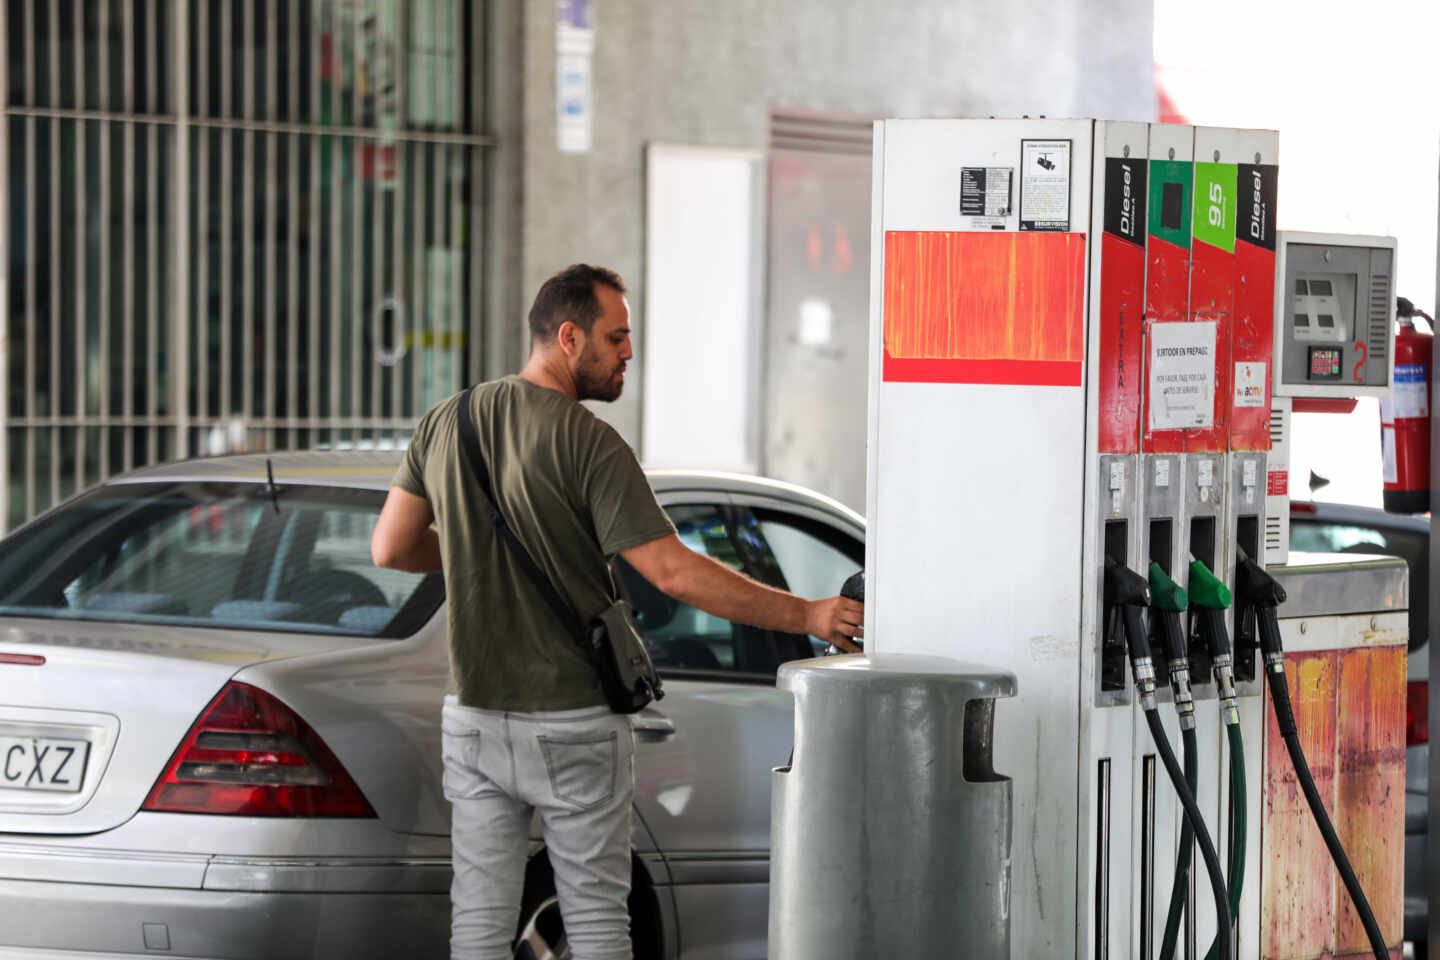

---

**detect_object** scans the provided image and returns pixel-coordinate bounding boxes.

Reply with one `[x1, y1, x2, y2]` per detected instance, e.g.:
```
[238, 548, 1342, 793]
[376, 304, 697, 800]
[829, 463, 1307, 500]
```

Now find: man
[372, 264, 863, 960]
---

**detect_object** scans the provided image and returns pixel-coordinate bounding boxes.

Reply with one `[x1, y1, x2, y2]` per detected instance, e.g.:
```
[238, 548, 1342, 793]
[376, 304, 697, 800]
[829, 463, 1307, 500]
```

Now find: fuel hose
[1187, 559, 1246, 960]
[1234, 550, 1389, 960]
[1148, 562, 1195, 960]
[1105, 558, 1232, 960]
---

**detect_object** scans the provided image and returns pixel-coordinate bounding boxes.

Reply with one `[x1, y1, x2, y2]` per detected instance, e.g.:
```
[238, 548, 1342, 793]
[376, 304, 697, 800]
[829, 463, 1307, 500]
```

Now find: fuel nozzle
[1233, 549, 1287, 675]
[1188, 557, 1239, 722]
[1105, 556, 1155, 707]
[824, 570, 866, 655]
[1148, 562, 1195, 730]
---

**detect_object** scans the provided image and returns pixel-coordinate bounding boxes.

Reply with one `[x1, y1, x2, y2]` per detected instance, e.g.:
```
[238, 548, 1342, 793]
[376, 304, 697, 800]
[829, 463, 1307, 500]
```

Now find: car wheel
[514, 895, 569, 960]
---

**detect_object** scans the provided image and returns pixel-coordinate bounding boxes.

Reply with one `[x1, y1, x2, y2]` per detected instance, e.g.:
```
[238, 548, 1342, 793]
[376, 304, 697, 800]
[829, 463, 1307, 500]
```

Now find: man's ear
[556, 320, 584, 359]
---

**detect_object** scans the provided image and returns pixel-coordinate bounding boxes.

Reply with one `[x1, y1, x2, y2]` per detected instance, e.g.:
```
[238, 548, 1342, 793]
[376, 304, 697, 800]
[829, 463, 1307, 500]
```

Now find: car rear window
[0, 482, 443, 638]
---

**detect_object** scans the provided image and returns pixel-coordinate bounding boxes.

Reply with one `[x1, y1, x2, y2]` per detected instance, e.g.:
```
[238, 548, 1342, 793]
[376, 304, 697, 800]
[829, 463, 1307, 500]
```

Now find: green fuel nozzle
[1147, 562, 1195, 729]
[1187, 558, 1232, 611]
[1148, 562, 1189, 612]
[1188, 557, 1240, 719]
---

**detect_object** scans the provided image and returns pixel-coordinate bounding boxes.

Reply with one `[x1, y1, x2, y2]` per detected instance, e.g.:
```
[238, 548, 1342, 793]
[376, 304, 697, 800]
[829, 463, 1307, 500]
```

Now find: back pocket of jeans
[537, 732, 618, 811]
[440, 727, 484, 799]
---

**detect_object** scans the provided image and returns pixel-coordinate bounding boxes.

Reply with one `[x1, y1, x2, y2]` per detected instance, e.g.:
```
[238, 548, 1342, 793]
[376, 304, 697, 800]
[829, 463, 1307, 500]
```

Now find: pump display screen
[1308, 346, 1343, 381]
[1291, 274, 1353, 343]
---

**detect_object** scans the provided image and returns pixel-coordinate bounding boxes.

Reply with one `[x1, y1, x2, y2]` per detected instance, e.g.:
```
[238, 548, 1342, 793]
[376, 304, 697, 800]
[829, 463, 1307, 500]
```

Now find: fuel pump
[854, 118, 1406, 960]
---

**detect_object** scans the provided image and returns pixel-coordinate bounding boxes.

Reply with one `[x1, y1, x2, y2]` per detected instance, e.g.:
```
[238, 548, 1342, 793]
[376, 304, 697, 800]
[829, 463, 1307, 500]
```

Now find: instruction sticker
[960, 166, 1013, 229]
[1019, 140, 1071, 231]
[1148, 321, 1217, 431]
[1234, 362, 1267, 408]
[1196, 459, 1214, 488]
[1155, 459, 1171, 488]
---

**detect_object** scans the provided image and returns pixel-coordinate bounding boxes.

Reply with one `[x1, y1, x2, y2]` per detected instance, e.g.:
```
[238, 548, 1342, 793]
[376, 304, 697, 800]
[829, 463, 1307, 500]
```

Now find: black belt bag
[456, 388, 663, 714]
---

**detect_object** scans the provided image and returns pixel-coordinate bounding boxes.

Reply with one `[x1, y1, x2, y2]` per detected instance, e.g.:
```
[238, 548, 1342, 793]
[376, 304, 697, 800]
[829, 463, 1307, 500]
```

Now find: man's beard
[574, 345, 624, 402]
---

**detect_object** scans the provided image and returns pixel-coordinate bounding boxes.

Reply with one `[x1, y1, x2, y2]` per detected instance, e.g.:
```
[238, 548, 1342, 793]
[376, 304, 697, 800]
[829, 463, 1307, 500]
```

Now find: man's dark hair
[528, 264, 626, 345]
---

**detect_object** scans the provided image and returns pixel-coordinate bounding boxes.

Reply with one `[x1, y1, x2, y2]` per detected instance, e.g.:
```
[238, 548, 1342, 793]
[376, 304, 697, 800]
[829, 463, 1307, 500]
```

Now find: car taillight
[1407, 680, 1428, 747]
[143, 681, 375, 817]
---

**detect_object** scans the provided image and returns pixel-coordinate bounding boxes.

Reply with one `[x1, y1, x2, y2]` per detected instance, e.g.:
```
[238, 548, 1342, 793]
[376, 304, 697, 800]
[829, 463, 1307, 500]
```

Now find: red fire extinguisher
[1381, 297, 1434, 513]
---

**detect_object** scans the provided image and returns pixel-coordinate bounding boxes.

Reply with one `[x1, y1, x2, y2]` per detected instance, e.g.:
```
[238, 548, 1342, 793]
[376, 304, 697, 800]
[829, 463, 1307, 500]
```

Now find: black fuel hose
[1159, 726, 1198, 960]
[1105, 558, 1232, 960]
[1147, 568, 1197, 960]
[1236, 553, 1389, 960]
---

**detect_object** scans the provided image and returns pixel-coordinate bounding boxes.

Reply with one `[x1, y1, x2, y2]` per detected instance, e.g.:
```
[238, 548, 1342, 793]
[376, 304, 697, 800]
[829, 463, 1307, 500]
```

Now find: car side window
[1290, 522, 1388, 554]
[745, 507, 864, 656]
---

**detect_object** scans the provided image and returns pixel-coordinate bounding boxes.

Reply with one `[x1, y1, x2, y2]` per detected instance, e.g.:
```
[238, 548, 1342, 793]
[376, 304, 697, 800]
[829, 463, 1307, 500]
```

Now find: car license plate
[0, 735, 90, 793]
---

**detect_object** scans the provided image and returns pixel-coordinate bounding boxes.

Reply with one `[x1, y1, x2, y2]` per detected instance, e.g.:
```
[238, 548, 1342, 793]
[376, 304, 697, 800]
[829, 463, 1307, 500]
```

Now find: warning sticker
[960, 166, 1012, 229]
[1393, 363, 1429, 420]
[1383, 425, 1398, 484]
[1234, 362, 1267, 408]
[1148, 321, 1217, 431]
[1020, 140, 1071, 231]
[1267, 470, 1288, 497]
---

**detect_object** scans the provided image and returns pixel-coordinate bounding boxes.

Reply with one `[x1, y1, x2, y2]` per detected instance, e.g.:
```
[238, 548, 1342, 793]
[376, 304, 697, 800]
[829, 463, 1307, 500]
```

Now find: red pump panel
[1097, 157, 1147, 453]
[1229, 164, 1279, 451]
[1141, 155, 1193, 454]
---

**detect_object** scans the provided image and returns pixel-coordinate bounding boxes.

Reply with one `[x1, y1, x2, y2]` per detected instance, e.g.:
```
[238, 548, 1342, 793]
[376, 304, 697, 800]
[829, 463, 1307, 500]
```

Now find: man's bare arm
[621, 534, 863, 651]
[372, 487, 444, 574]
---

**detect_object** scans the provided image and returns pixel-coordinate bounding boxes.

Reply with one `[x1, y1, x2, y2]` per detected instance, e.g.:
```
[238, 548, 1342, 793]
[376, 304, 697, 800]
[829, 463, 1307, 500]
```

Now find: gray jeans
[441, 696, 636, 960]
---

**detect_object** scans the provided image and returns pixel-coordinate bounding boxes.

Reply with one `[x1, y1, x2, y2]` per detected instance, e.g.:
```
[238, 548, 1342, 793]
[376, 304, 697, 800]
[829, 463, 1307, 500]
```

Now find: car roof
[1290, 499, 1430, 532]
[106, 451, 866, 528]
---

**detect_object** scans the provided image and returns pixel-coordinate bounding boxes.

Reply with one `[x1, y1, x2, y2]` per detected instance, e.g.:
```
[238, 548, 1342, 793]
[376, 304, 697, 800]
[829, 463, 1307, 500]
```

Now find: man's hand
[804, 596, 865, 652]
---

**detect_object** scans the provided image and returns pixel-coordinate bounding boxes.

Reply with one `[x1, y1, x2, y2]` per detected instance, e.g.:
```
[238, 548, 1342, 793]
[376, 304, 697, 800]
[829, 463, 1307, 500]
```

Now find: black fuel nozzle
[1105, 556, 1156, 706]
[823, 570, 865, 655]
[1234, 550, 1287, 676]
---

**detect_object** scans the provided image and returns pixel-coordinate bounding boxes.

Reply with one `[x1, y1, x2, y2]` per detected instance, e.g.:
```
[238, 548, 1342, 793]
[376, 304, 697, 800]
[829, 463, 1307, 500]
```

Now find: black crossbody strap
[455, 388, 589, 644]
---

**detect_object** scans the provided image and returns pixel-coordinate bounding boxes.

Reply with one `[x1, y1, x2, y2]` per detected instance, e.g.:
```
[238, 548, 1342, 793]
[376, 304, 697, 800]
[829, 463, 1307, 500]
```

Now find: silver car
[0, 452, 865, 959]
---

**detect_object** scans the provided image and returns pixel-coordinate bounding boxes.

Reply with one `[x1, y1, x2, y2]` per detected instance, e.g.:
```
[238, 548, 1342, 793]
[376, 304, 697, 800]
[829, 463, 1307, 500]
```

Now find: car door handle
[631, 714, 676, 742]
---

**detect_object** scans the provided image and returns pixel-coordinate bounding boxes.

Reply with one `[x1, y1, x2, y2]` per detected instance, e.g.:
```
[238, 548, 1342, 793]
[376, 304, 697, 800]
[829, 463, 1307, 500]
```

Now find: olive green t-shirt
[392, 376, 675, 711]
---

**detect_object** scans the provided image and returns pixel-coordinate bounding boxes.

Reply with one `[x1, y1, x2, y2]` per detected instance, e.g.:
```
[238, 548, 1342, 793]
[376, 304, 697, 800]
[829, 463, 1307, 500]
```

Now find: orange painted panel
[1333, 646, 1406, 954]
[1262, 651, 1338, 958]
[1261, 645, 1407, 960]
[882, 230, 1086, 385]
